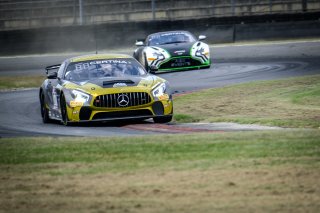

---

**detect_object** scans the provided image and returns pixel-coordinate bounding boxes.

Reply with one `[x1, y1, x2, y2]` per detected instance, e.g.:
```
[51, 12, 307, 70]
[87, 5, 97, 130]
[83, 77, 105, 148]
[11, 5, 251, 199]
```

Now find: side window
[57, 62, 66, 79]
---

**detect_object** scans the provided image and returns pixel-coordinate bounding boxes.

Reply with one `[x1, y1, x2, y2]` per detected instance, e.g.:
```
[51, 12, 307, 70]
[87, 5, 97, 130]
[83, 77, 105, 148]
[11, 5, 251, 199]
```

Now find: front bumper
[66, 99, 173, 122]
[156, 56, 211, 72]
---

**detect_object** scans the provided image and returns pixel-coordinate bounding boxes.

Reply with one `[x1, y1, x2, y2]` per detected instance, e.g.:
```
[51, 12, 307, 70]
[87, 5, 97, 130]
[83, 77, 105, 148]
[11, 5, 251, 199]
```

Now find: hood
[155, 42, 197, 57]
[68, 75, 160, 93]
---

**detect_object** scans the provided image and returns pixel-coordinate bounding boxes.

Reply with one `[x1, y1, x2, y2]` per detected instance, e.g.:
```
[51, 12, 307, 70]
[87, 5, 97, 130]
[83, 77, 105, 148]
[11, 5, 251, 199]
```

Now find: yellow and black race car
[39, 54, 173, 125]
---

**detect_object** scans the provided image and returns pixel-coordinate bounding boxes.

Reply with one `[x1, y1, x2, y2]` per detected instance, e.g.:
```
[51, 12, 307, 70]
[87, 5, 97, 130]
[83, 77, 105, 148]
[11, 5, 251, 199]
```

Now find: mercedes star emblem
[117, 94, 129, 107]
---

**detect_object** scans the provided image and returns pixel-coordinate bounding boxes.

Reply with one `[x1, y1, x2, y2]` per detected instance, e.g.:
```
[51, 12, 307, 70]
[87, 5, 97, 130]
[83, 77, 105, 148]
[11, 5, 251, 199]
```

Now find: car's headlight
[152, 82, 166, 97]
[145, 47, 170, 68]
[191, 42, 210, 63]
[152, 82, 170, 101]
[70, 90, 90, 107]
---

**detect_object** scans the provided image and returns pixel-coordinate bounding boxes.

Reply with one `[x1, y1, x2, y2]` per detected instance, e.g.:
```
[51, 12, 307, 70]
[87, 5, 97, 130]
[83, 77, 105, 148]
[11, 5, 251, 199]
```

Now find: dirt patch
[1, 164, 319, 213]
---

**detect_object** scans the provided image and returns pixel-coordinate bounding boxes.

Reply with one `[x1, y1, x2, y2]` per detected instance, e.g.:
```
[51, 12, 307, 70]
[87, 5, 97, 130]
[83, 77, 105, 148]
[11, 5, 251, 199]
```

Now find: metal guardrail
[0, 0, 319, 29]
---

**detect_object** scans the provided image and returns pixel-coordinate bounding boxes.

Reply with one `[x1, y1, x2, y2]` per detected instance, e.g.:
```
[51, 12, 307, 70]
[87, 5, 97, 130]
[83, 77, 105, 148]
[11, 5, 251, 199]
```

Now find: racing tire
[153, 115, 173, 123]
[60, 93, 71, 126]
[143, 54, 150, 72]
[40, 93, 51, 123]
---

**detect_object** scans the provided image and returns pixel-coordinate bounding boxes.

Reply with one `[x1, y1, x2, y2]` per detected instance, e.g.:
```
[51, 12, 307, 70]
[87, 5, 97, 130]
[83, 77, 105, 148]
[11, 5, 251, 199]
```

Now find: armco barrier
[1, 0, 319, 30]
[0, 15, 320, 56]
[235, 21, 320, 41]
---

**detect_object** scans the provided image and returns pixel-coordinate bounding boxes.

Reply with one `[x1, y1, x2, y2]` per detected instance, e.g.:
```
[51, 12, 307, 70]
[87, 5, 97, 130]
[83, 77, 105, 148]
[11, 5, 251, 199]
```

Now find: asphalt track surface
[0, 40, 319, 137]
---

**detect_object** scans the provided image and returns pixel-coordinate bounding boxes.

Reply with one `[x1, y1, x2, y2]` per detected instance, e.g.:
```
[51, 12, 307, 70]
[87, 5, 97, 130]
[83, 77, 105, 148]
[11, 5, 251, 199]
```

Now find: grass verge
[0, 131, 319, 212]
[174, 74, 320, 128]
[0, 75, 45, 90]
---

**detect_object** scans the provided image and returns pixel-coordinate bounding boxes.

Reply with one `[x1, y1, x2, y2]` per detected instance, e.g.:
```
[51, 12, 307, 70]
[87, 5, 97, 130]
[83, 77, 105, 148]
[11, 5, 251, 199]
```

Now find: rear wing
[45, 64, 60, 75]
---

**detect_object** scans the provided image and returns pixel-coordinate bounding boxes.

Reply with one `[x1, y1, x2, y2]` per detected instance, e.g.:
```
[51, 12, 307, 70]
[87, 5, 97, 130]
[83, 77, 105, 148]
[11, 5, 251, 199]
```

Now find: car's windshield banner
[74, 60, 131, 71]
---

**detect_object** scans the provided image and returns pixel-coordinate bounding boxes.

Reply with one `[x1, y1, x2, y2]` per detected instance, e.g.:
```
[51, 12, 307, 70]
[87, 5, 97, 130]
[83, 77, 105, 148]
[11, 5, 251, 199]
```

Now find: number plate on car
[171, 58, 191, 67]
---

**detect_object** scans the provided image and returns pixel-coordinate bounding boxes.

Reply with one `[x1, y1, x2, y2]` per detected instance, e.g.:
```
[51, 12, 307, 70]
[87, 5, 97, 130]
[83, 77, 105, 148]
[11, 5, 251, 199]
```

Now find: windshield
[64, 58, 146, 82]
[147, 32, 196, 46]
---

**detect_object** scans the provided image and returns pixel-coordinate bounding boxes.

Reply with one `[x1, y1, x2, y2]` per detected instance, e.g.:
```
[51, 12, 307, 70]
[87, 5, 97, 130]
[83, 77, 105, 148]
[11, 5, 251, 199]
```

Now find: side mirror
[198, 35, 206, 41]
[47, 71, 57, 79]
[135, 41, 144, 46]
[149, 65, 158, 73]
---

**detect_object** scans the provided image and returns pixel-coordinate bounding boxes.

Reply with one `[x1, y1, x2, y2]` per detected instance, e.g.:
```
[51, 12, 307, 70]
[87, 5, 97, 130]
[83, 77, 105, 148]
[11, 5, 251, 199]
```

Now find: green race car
[133, 30, 211, 72]
[39, 54, 173, 125]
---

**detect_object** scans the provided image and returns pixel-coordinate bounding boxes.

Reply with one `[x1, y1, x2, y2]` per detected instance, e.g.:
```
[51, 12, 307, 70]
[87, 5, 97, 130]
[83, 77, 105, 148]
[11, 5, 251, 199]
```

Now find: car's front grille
[159, 57, 202, 69]
[93, 92, 152, 108]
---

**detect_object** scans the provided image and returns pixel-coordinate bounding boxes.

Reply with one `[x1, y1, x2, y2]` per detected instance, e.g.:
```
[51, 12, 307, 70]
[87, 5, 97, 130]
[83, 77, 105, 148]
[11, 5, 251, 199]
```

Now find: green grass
[1, 130, 319, 174]
[0, 75, 45, 89]
[174, 74, 320, 128]
[173, 114, 200, 123]
[1, 131, 319, 213]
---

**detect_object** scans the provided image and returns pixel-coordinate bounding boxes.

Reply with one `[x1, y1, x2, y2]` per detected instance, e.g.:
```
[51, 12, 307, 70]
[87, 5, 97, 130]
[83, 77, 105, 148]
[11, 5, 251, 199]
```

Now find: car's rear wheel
[40, 93, 51, 123]
[153, 115, 173, 123]
[60, 94, 70, 126]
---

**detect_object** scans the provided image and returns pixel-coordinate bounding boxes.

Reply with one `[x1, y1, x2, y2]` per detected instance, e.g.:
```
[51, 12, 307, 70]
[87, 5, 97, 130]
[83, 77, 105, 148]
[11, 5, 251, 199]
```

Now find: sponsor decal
[174, 50, 186, 55]
[70, 101, 84, 107]
[159, 94, 169, 100]
[171, 58, 191, 67]
[75, 60, 130, 71]
[160, 32, 185, 37]
[89, 60, 129, 65]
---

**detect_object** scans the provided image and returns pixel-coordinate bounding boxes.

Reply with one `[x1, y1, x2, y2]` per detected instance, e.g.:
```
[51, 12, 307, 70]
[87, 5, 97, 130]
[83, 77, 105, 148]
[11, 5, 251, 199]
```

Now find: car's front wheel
[143, 54, 150, 72]
[60, 93, 70, 126]
[40, 93, 51, 123]
[153, 115, 173, 123]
